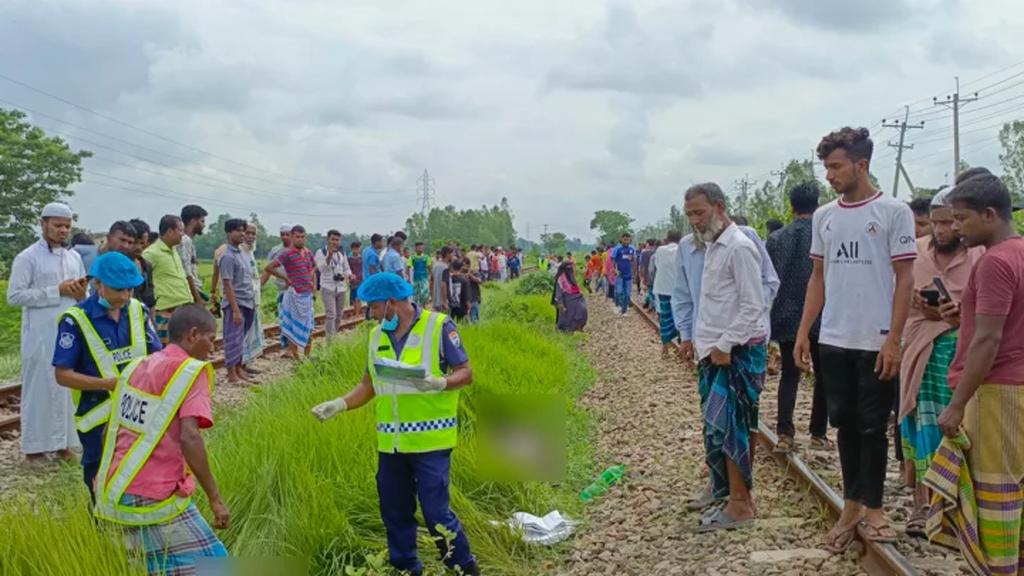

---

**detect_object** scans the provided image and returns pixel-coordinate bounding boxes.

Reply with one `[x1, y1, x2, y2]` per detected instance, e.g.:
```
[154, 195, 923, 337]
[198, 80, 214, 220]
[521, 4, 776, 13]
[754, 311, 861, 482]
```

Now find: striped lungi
[154, 307, 177, 344]
[280, 288, 315, 348]
[901, 332, 956, 479]
[243, 312, 265, 364]
[119, 495, 227, 576]
[699, 343, 766, 499]
[657, 294, 678, 344]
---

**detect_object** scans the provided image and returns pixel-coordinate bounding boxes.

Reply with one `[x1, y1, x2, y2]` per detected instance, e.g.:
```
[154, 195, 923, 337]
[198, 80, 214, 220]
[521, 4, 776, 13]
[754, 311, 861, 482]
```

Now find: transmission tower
[416, 169, 436, 214]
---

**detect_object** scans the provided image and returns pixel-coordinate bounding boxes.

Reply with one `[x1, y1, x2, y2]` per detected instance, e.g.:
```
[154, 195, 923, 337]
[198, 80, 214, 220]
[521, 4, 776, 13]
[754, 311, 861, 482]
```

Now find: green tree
[999, 120, 1024, 200]
[404, 198, 516, 250]
[0, 108, 92, 268]
[589, 210, 634, 245]
[541, 231, 568, 255]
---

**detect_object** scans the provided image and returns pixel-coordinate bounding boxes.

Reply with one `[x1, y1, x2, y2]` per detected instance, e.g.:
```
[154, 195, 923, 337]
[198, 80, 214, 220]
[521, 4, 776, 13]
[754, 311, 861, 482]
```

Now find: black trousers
[777, 339, 828, 439]
[819, 344, 896, 509]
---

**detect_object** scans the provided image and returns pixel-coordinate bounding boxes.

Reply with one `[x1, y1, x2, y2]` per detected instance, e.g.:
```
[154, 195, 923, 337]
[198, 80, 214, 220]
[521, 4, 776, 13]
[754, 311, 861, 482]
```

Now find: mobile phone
[932, 277, 952, 302]
[919, 289, 941, 307]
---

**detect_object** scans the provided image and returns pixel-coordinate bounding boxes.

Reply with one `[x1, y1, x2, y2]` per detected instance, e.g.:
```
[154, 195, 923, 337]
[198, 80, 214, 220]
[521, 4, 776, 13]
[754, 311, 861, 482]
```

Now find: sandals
[695, 507, 753, 533]
[906, 507, 928, 538]
[773, 435, 795, 454]
[824, 522, 859, 553]
[860, 521, 898, 543]
[809, 435, 834, 449]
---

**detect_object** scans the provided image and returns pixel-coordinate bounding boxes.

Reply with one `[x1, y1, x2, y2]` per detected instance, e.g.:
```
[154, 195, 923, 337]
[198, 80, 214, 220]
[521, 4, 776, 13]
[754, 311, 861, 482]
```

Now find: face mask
[380, 302, 399, 332]
[98, 296, 113, 309]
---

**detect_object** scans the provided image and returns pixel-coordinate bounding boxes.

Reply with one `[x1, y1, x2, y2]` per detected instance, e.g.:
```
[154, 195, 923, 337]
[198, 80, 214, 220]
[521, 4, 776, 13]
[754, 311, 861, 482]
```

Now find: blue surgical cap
[90, 252, 144, 290]
[357, 272, 413, 303]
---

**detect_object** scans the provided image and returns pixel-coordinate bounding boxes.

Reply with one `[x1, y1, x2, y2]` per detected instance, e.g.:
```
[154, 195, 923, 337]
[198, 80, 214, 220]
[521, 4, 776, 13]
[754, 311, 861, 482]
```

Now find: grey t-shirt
[219, 244, 255, 309]
[431, 262, 448, 309]
[176, 234, 200, 286]
[266, 243, 289, 292]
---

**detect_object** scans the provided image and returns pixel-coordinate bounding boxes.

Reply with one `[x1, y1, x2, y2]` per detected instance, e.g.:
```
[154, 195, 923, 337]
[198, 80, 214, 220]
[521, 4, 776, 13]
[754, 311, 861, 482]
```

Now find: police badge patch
[448, 330, 462, 349]
[59, 332, 75, 350]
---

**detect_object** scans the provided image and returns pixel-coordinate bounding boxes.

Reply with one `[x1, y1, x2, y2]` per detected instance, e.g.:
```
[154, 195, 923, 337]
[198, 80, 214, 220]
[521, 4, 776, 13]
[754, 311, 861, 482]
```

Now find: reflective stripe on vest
[368, 311, 460, 453]
[93, 355, 214, 526]
[61, 299, 148, 433]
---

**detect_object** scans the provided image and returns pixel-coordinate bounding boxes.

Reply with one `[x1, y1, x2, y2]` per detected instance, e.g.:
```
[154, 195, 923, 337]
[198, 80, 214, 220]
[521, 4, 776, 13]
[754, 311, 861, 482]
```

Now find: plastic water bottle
[579, 464, 626, 502]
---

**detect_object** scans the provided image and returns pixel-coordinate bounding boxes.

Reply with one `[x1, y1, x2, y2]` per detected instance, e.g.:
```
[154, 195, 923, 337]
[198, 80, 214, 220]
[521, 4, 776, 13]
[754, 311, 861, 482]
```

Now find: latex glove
[412, 375, 448, 392]
[312, 397, 348, 421]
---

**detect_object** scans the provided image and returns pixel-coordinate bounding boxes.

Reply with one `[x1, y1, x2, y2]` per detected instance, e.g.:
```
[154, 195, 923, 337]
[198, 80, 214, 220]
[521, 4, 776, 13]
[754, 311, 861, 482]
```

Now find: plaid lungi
[154, 308, 177, 344]
[657, 294, 678, 344]
[119, 494, 228, 576]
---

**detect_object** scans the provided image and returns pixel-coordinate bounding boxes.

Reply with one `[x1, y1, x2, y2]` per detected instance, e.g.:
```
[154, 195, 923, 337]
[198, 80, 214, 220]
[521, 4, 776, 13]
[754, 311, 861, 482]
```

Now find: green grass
[0, 285, 594, 576]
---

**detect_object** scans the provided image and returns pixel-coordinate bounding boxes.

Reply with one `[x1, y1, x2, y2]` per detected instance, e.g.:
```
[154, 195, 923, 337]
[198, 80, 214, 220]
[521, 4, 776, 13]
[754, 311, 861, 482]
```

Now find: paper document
[373, 358, 427, 381]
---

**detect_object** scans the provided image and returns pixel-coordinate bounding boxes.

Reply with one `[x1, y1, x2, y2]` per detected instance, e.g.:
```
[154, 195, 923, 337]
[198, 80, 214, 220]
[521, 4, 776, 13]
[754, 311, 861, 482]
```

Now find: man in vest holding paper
[94, 304, 229, 575]
[54, 251, 162, 498]
[312, 272, 479, 576]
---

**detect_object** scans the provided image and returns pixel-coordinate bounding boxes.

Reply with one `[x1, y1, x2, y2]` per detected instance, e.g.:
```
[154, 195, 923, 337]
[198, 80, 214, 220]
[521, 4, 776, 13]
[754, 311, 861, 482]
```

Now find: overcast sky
[3, 0, 1023, 241]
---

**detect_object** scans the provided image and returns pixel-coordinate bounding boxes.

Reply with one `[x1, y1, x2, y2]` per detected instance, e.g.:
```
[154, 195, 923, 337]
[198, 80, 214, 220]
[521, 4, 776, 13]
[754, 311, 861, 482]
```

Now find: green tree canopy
[589, 210, 633, 246]
[999, 120, 1024, 200]
[0, 108, 92, 268]
[405, 198, 516, 251]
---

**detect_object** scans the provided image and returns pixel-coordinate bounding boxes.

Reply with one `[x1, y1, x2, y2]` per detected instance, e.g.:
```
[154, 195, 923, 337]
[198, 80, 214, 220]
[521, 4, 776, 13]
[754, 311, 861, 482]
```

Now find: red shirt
[276, 247, 316, 294]
[948, 237, 1024, 388]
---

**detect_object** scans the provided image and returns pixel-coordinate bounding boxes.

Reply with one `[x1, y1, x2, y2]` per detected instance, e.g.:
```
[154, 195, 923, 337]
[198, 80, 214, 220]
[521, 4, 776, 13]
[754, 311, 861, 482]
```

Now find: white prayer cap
[41, 202, 73, 219]
[279, 223, 292, 233]
[931, 187, 953, 208]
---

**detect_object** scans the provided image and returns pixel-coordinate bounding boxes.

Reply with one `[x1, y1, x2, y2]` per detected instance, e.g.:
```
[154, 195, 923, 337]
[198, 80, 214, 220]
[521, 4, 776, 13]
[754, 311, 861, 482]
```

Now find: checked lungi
[657, 294, 678, 344]
[901, 332, 956, 479]
[280, 288, 315, 348]
[699, 343, 766, 499]
[119, 495, 227, 576]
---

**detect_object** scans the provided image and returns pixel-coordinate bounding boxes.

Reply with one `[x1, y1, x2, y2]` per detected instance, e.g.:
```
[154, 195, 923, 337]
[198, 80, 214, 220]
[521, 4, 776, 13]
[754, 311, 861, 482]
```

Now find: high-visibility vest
[369, 311, 459, 453]
[61, 299, 148, 433]
[93, 354, 214, 526]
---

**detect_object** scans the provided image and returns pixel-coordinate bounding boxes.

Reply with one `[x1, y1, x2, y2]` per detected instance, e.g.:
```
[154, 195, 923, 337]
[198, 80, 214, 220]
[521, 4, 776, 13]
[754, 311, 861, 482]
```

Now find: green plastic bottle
[579, 464, 626, 502]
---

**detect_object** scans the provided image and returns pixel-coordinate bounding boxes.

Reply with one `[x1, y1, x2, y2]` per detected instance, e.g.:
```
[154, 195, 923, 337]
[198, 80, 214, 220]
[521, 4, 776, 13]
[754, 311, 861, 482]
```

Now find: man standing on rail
[266, 225, 317, 360]
[219, 219, 257, 383]
[611, 233, 636, 317]
[897, 187, 982, 538]
[176, 204, 209, 304]
[94, 304, 230, 574]
[931, 171, 1024, 573]
[766, 182, 829, 455]
[650, 231, 682, 359]
[794, 127, 916, 551]
[53, 252, 162, 498]
[311, 272, 478, 576]
[679, 183, 766, 532]
[410, 242, 432, 307]
[264, 224, 293, 351]
[144, 215, 200, 344]
[241, 222, 265, 368]
[316, 229, 355, 341]
[7, 202, 88, 463]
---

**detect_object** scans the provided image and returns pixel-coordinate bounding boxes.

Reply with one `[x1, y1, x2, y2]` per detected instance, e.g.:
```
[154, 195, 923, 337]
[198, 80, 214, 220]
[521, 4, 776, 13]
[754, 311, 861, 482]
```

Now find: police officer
[53, 251, 161, 497]
[311, 272, 479, 576]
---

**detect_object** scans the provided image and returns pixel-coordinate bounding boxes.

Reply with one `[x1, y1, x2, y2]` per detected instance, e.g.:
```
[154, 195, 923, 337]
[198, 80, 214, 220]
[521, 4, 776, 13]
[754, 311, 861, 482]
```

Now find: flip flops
[860, 521, 898, 543]
[695, 507, 753, 533]
[773, 435, 795, 454]
[824, 522, 860, 553]
[906, 507, 928, 539]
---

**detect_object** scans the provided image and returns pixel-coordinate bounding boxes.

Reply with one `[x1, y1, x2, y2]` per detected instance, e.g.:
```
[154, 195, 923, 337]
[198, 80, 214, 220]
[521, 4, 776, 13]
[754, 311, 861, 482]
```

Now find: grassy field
[0, 280, 21, 381]
[0, 276, 593, 576]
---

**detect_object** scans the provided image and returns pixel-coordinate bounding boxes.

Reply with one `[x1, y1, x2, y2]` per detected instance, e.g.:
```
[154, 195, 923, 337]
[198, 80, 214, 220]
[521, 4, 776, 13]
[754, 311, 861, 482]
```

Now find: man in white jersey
[795, 127, 916, 552]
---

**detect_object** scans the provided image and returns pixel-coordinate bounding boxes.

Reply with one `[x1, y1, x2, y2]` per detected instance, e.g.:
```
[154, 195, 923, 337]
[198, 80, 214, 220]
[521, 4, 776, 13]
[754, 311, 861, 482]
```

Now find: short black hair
[394, 231, 407, 241]
[180, 204, 208, 226]
[947, 172, 1013, 222]
[291, 225, 306, 235]
[389, 236, 403, 248]
[956, 167, 994, 185]
[666, 230, 683, 243]
[415, 241, 424, 247]
[350, 241, 362, 249]
[621, 232, 631, 239]
[168, 304, 217, 342]
[327, 229, 341, 238]
[451, 259, 464, 271]
[766, 219, 784, 235]
[731, 215, 749, 226]
[817, 126, 873, 164]
[129, 219, 151, 241]
[370, 233, 384, 244]
[224, 218, 247, 234]
[440, 246, 453, 258]
[159, 215, 183, 236]
[909, 197, 932, 217]
[108, 220, 137, 238]
[71, 232, 94, 246]
[788, 181, 821, 215]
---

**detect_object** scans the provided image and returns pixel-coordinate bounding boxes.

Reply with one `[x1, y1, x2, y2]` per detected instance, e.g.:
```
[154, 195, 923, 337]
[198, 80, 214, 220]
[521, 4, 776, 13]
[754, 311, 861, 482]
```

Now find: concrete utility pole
[883, 106, 924, 197]
[416, 169, 436, 215]
[934, 77, 979, 178]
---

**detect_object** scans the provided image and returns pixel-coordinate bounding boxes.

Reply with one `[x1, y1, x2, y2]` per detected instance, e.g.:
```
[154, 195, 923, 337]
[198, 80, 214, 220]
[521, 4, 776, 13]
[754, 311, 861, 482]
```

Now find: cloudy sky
[3, 0, 1023, 241]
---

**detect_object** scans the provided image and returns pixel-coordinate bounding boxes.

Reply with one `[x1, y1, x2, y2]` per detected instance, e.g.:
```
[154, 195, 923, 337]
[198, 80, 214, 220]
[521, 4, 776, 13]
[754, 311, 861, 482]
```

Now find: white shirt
[650, 243, 680, 296]
[315, 247, 353, 292]
[6, 239, 85, 453]
[695, 224, 766, 361]
[811, 191, 917, 351]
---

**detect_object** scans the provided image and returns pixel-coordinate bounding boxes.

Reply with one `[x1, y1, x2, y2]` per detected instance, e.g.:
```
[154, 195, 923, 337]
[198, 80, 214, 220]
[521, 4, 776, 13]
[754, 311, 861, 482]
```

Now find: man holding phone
[897, 188, 983, 537]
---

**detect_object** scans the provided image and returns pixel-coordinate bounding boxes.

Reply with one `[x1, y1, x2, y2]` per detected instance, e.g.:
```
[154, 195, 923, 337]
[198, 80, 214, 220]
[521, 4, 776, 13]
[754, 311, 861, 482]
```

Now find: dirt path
[559, 297, 866, 576]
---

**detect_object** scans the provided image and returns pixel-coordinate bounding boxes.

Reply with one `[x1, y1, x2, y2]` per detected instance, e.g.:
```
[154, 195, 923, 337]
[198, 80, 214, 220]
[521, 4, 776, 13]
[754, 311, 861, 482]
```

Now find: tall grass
[0, 289, 594, 576]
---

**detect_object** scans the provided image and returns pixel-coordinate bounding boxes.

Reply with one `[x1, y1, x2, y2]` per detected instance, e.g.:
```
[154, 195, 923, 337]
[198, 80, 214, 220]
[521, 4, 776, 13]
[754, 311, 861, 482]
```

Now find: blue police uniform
[372, 303, 476, 575]
[52, 292, 161, 495]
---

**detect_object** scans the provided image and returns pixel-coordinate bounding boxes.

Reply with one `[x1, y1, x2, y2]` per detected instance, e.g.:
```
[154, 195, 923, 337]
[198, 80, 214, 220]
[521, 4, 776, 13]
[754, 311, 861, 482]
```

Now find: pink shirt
[106, 344, 214, 500]
[949, 237, 1024, 388]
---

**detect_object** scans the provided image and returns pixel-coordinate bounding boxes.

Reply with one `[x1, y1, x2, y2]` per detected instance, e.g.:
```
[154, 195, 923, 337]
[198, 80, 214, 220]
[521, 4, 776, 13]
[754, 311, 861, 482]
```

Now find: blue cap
[357, 272, 413, 303]
[90, 252, 144, 290]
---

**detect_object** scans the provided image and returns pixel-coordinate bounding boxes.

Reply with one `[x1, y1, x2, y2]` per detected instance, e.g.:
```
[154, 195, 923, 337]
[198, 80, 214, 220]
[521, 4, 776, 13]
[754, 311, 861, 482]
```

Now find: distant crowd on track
[5, 199, 535, 575]
[576, 126, 1024, 576]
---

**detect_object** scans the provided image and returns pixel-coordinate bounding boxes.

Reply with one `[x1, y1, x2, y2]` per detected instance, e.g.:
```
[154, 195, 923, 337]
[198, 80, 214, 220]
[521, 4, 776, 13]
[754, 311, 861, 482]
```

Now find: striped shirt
[276, 247, 316, 294]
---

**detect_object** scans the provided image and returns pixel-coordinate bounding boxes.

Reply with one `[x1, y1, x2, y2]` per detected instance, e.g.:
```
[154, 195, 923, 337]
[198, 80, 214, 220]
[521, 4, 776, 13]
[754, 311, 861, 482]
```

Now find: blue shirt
[52, 293, 162, 466]
[363, 248, 381, 279]
[382, 248, 405, 276]
[507, 255, 520, 270]
[670, 226, 780, 342]
[613, 245, 637, 279]
[366, 305, 469, 376]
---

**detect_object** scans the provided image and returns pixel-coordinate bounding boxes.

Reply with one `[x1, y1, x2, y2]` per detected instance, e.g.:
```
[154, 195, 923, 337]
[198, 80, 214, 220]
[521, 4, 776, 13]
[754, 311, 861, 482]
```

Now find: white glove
[311, 397, 348, 421]
[412, 375, 448, 392]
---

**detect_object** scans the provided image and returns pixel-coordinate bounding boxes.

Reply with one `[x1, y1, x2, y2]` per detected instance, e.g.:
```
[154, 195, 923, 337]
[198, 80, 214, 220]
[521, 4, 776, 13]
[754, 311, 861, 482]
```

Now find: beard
[932, 236, 962, 254]
[692, 214, 727, 249]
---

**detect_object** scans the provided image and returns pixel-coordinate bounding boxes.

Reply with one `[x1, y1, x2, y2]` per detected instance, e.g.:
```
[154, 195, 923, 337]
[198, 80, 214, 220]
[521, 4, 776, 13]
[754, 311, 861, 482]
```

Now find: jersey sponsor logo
[119, 393, 149, 426]
[865, 221, 880, 235]
[898, 235, 914, 245]
[59, 332, 75, 350]
[836, 241, 860, 259]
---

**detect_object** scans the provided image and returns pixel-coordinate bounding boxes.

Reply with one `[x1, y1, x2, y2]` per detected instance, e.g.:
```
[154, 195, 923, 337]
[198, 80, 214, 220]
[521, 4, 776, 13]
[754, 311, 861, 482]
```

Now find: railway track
[628, 298, 921, 576]
[0, 308, 364, 436]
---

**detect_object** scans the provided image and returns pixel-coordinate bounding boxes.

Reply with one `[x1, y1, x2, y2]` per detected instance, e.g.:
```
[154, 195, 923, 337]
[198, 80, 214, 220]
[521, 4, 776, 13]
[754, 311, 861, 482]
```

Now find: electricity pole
[934, 77, 979, 178]
[883, 106, 924, 197]
[416, 169, 436, 215]
[734, 174, 751, 217]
